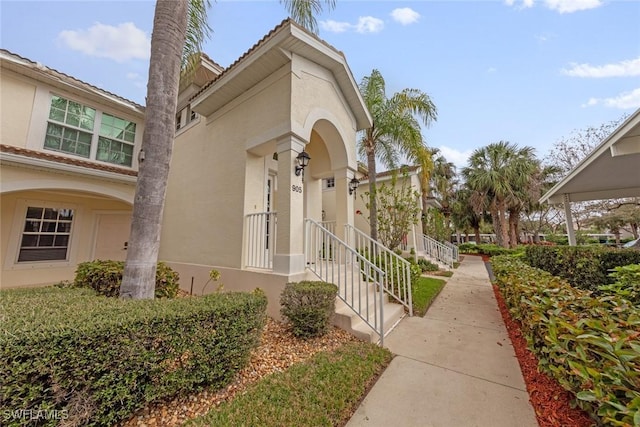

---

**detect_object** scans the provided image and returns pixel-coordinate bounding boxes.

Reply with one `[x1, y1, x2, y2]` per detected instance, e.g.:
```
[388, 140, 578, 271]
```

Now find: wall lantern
[348, 177, 360, 196]
[295, 151, 311, 176]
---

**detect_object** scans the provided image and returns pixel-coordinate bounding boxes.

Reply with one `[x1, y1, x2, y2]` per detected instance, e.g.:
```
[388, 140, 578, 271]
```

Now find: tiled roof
[0, 49, 145, 111]
[0, 144, 138, 177]
[360, 165, 420, 181]
[190, 18, 346, 103]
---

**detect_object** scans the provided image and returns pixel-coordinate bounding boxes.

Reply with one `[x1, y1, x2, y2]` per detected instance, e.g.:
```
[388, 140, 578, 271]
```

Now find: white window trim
[323, 177, 336, 191]
[4, 199, 80, 270]
[26, 86, 141, 170]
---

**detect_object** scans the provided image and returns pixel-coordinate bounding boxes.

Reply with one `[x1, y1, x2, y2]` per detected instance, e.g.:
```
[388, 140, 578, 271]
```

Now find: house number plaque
[291, 184, 303, 193]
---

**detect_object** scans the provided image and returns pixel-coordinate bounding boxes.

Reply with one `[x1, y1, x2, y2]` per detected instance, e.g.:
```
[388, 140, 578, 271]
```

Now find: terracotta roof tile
[0, 49, 145, 111]
[0, 144, 138, 177]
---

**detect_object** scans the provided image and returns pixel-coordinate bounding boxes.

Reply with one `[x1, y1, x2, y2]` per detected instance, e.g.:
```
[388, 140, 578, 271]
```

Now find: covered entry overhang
[540, 108, 640, 245]
[187, 19, 372, 276]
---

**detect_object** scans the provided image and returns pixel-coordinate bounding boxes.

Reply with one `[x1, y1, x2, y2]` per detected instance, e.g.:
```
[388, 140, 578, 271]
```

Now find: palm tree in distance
[461, 141, 537, 248]
[120, 0, 336, 299]
[358, 69, 437, 242]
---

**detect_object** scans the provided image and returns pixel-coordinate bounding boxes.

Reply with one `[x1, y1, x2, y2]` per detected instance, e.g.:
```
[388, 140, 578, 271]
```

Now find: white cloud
[355, 16, 384, 34]
[57, 22, 150, 62]
[487, 67, 497, 73]
[505, 0, 602, 13]
[544, 0, 602, 13]
[562, 57, 640, 78]
[390, 8, 420, 25]
[437, 146, 474, 169]
[582, 88, 640, 109]
[320, 20, 351, 33]
[126, 72, 146, 89]
[321, 16, 384, 34]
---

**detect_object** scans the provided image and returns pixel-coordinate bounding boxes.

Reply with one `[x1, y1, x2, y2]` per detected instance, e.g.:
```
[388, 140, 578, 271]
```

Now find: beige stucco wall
[160, 67, 292, 269]
[0, 72, 36, 149]
[1, 186, 132, 288]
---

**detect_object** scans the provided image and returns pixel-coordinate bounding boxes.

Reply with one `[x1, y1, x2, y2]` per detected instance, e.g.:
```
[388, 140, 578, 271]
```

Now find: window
[97, 113, 136, 166]
[323, 177, 335, 190]
[44, 95, 95, 158]
[44, 95, 137, 167]
[18, 207, 74, 262]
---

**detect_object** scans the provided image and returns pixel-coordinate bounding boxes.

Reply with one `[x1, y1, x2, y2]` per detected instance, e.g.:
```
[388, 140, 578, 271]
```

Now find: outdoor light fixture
[295, 151, 310, 176]
[348, 177, 360, 195]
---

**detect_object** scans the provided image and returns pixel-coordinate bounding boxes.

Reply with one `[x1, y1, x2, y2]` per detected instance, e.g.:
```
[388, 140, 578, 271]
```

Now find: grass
[187, 342, 392, 427]
[412, 275, 447, 316]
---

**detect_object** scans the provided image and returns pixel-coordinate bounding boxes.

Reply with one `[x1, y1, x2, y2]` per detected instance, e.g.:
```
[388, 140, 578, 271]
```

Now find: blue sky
[1, 0, 639, 168]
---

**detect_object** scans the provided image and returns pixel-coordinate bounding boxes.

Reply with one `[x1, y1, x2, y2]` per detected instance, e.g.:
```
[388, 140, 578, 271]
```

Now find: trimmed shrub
[74, 260, 179, 298]
[524, 245, 640, 292]
[458, 243, 479, 254]
[417, 258, 439, 272]
[0, 287, 267, 426]
[280, 281, 338, 338]
[599, 263, 640, 305]
[492, 256, 640, 426]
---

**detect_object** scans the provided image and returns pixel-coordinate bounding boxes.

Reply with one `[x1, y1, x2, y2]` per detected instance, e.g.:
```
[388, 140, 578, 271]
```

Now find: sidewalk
[346, 255, 538, 427]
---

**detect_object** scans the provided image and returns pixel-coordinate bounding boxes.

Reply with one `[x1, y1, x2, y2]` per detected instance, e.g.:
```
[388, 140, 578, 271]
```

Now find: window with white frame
[44, 95, 137, 167]
[44, 95, 95, 158]
[323, 177, 335, 190]
[18, 206, 74, 262]
[97, 113, 136, 166]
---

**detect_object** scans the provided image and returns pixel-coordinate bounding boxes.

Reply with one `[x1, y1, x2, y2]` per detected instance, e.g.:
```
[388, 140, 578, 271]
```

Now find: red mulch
[492, 283, 595, 427]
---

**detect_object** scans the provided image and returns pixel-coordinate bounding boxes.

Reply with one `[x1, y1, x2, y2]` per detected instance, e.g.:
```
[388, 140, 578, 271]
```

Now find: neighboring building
[1, 49, 144, 288]
[1, 20, 374, 313]
[323, 165, 441, 254]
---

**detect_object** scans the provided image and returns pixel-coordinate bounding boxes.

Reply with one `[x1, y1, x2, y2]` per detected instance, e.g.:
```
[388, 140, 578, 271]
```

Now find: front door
[93, 213, 131, 261]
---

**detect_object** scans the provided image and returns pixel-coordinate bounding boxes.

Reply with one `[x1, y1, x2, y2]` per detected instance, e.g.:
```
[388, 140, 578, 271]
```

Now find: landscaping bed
[119, 318, 388, 427]
[492, 284, 593, 427]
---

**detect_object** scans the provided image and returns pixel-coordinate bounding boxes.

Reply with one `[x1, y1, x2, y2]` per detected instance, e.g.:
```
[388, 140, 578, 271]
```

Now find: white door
[93, 213, 131, 261]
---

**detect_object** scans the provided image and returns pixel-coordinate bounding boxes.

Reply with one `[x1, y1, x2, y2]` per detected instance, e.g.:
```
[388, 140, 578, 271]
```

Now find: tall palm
[358, 69, 437, 241]
[121, 0, 335, 299]
[431, 152, 457, 221]
[461, 141, 535, 248]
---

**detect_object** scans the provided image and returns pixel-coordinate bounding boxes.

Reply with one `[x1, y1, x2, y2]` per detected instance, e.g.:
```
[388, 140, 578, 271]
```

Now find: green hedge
[280, 281, 337, 338]
[524, 246, 640, 292]
[492, 256, 640, 426]
[0, 287, 267, 426]
[74, 260, 179, 298]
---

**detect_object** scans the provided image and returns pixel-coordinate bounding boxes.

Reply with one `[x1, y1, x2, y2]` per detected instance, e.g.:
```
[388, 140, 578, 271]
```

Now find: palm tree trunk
[120, 0, 188, 299]
[366, 145, 378, 242]
[508, 208, 519, 248]
[498, 205, 510, 248]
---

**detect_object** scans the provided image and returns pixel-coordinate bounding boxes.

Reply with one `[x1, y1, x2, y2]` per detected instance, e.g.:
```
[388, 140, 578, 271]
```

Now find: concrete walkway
[346, 255, 538, 427]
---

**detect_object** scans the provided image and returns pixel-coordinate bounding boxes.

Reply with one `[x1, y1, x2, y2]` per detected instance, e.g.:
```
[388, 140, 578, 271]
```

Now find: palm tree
[461, 141, 536, 248]
[120, 0, 335, 299]
[358, 69, 437, 242]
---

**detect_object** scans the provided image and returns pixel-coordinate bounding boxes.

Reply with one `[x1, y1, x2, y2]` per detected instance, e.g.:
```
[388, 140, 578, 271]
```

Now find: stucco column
[334, 167, 356, 242]
[273, 134, 307, 275]
[563, 194, 577, 246]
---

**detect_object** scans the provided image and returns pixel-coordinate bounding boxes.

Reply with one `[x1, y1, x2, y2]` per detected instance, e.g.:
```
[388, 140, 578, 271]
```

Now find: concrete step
[332, 282, 406, 344]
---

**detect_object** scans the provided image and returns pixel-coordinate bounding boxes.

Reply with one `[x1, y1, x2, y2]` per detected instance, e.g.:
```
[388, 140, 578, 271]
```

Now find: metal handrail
[344, 224, 413, 316]
[443, 240, 459, 262]
[422, 234, 454, 269]
[244, 212, 277, 269]
[305, 219, 386, 345]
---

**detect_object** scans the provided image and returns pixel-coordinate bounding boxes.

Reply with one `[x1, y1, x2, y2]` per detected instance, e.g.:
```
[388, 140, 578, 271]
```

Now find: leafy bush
[492, 256, 640, 426]
[280, 281, 338, 338]
[476, 244, 513, 257]
[458, 243, 479, 254]
[0, 287, 267, 426]
[74, 260, 179, 298]
[599, 263, 640, 304]
[417, 258, 439, 272]
[524, 246, 640, 292]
